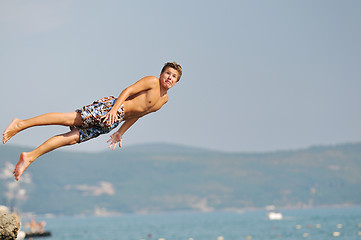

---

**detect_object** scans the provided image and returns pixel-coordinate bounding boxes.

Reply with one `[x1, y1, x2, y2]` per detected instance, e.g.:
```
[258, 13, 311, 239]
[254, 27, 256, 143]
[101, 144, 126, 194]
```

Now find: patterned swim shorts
[70, 96, 125, 143]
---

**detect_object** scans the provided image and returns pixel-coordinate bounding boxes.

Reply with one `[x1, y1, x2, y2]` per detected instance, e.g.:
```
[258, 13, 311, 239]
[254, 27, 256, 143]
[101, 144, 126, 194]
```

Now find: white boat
[268, 211, 283, 220]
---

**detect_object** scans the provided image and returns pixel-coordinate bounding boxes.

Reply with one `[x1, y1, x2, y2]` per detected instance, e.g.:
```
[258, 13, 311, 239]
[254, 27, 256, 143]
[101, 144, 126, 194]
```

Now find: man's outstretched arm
[102, 76, 158, 125]
[107, 117, 139, 150]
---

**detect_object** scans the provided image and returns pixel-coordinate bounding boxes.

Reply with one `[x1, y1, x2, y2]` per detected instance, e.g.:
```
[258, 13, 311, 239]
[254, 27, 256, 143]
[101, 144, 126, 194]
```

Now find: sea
[21, 206, 361, 240]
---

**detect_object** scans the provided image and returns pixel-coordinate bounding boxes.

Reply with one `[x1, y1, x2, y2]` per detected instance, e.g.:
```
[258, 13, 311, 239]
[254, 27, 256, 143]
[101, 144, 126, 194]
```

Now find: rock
[0, 213, 21, 240]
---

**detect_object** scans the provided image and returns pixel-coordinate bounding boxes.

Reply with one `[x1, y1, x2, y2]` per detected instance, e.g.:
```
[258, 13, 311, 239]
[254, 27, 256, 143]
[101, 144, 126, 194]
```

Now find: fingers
[108, 142, 115, 150]
[107, 136, 122, 150]
[102, 115, 111, 125]
[101, 114, 109, 122]
[108, 142, 120, 150]
[102, 112, 119, 126]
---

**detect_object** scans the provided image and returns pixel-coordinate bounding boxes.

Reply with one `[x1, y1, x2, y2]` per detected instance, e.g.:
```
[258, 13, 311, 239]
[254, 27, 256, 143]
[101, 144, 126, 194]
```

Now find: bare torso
[122, 79, 168, 120]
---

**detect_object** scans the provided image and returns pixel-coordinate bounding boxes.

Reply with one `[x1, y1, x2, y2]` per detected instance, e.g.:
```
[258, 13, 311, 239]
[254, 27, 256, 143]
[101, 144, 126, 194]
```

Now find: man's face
[160, 67, 179, 89]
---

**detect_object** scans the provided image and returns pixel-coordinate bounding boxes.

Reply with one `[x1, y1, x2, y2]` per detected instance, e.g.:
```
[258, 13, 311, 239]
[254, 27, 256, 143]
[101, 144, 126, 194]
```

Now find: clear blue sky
[1, 0, 360, 153]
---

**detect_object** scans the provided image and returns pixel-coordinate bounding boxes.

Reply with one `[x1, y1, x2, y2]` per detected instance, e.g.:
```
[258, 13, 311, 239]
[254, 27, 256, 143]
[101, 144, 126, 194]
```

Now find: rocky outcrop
[0, 213, 21, 240]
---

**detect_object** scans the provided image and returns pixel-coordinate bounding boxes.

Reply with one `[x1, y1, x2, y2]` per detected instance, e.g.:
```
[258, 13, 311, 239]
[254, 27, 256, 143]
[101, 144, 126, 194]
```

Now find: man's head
[161, 62, 182, 82]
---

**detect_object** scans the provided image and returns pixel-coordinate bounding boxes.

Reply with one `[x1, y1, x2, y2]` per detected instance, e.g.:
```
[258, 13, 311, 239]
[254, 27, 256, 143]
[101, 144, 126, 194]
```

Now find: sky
[1, 0, 360, 153]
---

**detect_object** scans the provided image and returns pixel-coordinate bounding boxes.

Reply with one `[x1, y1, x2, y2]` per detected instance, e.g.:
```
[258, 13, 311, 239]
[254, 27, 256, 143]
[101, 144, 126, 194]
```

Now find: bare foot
[3, 118, 23, 144]
[13, 152, 33, 181]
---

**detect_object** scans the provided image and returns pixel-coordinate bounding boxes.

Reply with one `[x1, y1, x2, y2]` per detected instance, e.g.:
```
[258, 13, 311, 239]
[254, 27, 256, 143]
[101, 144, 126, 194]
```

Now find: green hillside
[1, 142, 360, 215]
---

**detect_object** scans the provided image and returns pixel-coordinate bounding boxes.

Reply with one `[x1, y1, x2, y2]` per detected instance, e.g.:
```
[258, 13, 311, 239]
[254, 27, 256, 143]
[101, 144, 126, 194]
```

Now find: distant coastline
[1, 142, 360, 216]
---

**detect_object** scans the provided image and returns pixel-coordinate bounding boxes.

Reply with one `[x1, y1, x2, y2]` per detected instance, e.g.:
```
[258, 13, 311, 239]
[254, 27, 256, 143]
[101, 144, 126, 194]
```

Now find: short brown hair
[161, 62, 182, 82]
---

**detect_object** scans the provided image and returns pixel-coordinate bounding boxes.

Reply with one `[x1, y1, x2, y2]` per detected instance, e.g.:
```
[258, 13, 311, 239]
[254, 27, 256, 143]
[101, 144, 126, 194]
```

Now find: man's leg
[3, 112, 82, 144]
[13, 128, 81, 181]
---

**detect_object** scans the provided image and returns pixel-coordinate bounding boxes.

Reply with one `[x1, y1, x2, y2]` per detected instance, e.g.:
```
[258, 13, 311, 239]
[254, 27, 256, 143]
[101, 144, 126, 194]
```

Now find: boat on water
[25, 231, 51, 238]
[268, 211, 283, 220]
[22, 218, 51, 239]
[265, 205, 283, 220]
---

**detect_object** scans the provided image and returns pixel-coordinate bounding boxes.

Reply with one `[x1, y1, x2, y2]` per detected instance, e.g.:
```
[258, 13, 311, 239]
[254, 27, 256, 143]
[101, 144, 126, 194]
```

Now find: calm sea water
[21, 207, 361, 240]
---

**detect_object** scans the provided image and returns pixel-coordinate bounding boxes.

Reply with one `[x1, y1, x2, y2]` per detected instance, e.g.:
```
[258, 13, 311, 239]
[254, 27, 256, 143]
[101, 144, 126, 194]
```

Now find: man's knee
[67, 129, 80, 145]
[64, 112, 82, 126]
